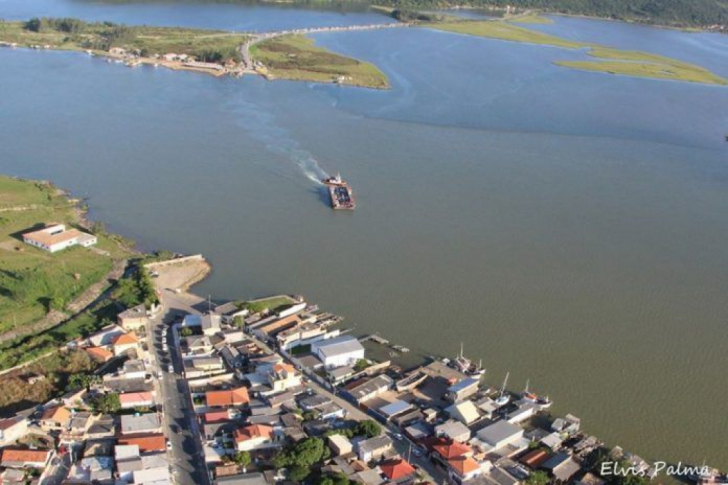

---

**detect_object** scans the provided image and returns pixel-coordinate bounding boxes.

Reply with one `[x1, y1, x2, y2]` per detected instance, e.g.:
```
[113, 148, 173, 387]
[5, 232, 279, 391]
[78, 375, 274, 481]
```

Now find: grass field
[429, 20, 587, 49]
[0, 177, 129, 339]
[251, 35, 389, 89]
[244, 294, 297, 314]
[0, 20, 248, 61]
[556, 47, 728, 85]
[426, 19, 727, 85]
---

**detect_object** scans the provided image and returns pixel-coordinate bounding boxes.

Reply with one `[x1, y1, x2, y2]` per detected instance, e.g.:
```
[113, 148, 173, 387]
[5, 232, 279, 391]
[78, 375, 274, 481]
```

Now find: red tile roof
[206, 387, 249, 407]
[519, 449, 551, 468]
[448, 456, 480, 476]
[119, 392, 154, 405]
[41, 406, 71, 423]
[380, 458, 416, 480]
[117, 433, 166, 452]
[1, 449, 50, 465]
[85, 346, 113, 362]
[204, 411, 231, 423]
[234, 424, 273, 443]
[113, 333, 139, 346]
[432, 439, 472, 459]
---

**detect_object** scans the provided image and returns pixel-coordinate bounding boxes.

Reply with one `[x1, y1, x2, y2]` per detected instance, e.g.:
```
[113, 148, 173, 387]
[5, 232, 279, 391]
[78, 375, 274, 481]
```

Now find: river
[1, 0, 727, 468]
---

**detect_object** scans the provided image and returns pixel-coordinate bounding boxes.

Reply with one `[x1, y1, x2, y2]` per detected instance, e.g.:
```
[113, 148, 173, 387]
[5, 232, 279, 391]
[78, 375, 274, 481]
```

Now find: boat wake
[230, 99, 329, 184]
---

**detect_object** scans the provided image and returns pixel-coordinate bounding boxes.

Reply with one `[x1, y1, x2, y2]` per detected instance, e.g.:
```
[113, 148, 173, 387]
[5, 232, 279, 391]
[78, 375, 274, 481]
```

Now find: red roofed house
[85, 346, 113, 363]
[447, 456, 485, 484]
[432, 438, 472, 461]
[117, 434, 166, 453]
[205, 387, 249, 408]
[112, 332, 140, 357]
[380, 458, 416, 482]
[204, 411, 231, 424]
[40, 406, 71, 432]
[233, 424, 277, 452]
[1, 449, 52, 469]
[119, 392, 155, 410]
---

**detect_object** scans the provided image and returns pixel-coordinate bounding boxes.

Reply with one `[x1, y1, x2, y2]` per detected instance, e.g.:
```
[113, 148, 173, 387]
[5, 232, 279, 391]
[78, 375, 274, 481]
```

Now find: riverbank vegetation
[370, 0, 727, 30]
[250, 35, 389, 89]
[0, 177, 130, 338]
[425, 18, 728, 85]
[0, 18, 247, 62]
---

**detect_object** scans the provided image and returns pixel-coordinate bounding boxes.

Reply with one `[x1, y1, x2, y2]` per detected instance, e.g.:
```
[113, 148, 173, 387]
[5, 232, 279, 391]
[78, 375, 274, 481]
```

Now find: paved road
[148, 287, 210, 485]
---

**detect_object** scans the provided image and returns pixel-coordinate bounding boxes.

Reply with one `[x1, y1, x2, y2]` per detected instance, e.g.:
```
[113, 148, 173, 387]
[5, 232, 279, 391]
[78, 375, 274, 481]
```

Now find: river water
[1, 0, 727, 468]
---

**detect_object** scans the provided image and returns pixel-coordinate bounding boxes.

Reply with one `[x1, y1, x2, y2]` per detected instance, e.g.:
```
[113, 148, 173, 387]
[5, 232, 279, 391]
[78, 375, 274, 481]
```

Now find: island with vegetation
[250, 34, 389, 89]
[424, 16, 728, 85]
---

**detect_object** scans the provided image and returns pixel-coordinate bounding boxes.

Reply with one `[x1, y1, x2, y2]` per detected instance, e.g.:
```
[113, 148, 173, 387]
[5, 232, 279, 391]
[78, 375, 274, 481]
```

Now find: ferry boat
[321, 173, 356, 210]
[521, 379, 553, 409]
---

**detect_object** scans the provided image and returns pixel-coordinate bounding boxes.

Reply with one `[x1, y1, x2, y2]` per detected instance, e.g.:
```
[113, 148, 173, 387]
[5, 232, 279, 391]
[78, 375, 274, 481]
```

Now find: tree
[288, 465, 310, 482]
[353, 359, 369, 372]
[526, 471, 550, 485]
[180, 327, 193, 337]
[233, 451, 251, 472]
[233, 315, 244, 328]
[91, 392, 121, 413]
[67, 373, 99, 392]
[355, 420, 381, 438]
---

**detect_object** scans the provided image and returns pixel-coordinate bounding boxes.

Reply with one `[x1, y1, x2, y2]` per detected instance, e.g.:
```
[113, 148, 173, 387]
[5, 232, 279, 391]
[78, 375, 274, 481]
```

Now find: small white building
[22, 224, 97, 253]
[311, 335, 364, 369]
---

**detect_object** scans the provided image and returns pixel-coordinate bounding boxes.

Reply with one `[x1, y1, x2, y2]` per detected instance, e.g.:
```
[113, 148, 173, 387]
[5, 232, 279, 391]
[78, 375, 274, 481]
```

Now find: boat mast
[499, 372, 510, 399]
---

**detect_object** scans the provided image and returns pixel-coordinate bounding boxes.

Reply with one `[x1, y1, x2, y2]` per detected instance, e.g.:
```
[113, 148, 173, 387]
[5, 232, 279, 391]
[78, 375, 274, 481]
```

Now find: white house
[0, 417, 28, 446]
[311, 335, 364, 369]
[22, 224, 97, 253]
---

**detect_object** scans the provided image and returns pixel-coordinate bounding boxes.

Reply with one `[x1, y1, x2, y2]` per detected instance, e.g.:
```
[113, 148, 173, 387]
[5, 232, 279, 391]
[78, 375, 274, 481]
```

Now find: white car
[392, 433, 404, 441]
[166, 441, 172, 450]
[168, 364, 174, 373]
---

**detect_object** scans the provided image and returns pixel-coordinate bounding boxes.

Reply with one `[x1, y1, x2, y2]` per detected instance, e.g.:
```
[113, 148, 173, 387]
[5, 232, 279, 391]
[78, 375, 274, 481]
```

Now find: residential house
[328, 434, 353, 456]
[120, 413, 162, 435]
[312, 335, 365, 369]
[214, 302, 249, 324]
[22, 223, 97, 253]
[476, 421, 524, 452]
[0, 449, 51, 469]
[184, 335, 213, 355]
[378, 400, 414, 421]
[233, 424, 277, 452]
[268, 363, 302, 393]
[252, 314, 302, 342]
[506, 403, 537, 425]
[276, 321, 327, 350]
[88, 324, 126, 347]
[435, 420, 471, 443]
[446, 400, 482, 426]
[117, 434, 166, 453]
[551, 414, 580, 435]
[356, 435, 394, 462]
[447, 455, 483, 484]
[86, 346, 114, 363]
[117, 304, 148, 331]
[40, 406, 71, 432]
[0, 417, 28, 446]
[119, 392, 155, 409]
[446, 378, 480, 402]
[380, 458, 416, 483]
[542, 453, 582, 483]
[206, 387, 250, 408]
[346, 375, 393, 405]
[112, 332, 141, 357]
[201, 314, 222, 336]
